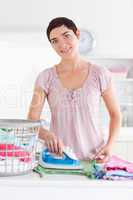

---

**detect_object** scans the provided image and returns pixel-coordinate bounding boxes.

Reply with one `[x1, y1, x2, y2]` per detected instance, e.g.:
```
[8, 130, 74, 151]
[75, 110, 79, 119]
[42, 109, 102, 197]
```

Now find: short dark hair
[46, 17, 78, 42]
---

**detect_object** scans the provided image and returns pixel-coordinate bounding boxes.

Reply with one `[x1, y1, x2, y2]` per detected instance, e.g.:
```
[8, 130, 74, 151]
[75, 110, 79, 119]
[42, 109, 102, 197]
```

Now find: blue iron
[39, 147, 82, 170]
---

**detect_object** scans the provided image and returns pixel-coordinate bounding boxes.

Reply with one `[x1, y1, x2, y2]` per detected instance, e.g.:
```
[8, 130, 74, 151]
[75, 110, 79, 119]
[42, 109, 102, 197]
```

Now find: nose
[58, 38, 68, 49]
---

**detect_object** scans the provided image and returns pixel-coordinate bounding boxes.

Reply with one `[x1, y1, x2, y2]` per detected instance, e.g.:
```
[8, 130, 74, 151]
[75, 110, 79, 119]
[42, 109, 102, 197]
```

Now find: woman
[28, 17, 121, 162]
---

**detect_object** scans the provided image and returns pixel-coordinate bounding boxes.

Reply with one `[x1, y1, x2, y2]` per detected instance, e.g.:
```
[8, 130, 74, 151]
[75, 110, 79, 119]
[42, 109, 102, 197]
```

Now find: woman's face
[49, 25, 80, 59]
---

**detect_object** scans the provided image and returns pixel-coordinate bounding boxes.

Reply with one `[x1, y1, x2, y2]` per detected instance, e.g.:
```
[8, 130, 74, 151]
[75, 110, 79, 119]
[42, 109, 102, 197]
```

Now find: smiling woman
[48, 25, 80, 59]
[27, 17, 121, 163]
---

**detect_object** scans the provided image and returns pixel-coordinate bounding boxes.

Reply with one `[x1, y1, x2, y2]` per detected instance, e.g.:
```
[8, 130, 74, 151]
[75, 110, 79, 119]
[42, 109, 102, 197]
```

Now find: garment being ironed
[35, 64, 112, 160]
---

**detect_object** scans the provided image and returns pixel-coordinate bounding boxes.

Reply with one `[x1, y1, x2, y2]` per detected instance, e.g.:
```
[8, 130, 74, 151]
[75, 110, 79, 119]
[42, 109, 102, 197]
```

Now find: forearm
[107, 113, 121, 147]
[39, 127, 50, 141]
[27, 114, 49, 141]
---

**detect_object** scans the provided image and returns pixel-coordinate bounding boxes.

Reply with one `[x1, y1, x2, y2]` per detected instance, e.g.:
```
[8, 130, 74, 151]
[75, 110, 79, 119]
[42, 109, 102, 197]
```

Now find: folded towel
[104, 155, 133, 173]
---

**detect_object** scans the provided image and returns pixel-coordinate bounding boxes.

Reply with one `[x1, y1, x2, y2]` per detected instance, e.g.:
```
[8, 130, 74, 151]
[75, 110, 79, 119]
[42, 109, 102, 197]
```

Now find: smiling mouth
[60, 47, 72, 54]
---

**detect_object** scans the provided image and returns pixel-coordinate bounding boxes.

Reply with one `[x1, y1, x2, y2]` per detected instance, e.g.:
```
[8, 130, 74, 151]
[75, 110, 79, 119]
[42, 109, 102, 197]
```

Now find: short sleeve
[98, 67, 112, 94]
[34, 68, 51, 95]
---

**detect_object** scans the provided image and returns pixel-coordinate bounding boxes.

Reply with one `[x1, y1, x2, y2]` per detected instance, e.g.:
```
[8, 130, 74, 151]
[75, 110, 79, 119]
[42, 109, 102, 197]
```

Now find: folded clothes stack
[34, 155, 133, 181]
[84, 155, 133, 180]
[103, 155, 133, 180]
[34, 160, 106, 179]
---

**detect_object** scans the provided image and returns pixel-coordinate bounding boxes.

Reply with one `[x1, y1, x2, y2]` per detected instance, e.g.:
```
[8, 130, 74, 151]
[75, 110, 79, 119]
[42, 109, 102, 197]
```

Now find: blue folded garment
[106, 170, 133, 177]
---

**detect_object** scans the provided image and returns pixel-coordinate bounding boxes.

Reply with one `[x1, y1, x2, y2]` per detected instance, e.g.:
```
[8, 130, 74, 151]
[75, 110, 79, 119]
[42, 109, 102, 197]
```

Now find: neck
[59, 54, 86, 71]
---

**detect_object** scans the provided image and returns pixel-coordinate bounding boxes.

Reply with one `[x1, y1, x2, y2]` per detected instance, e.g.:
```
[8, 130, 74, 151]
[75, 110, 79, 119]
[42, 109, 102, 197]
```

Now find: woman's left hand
[94, 144, 112, 163]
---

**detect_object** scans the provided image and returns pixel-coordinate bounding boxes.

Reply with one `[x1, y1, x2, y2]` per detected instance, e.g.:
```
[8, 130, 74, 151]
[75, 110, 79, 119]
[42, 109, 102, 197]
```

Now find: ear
[76, 29, 80, 39]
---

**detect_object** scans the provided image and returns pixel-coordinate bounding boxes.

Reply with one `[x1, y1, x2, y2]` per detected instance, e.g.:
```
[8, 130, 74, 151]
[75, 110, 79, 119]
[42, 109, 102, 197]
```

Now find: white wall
[0, 0, 133, 56]
[0, 38, 59, 119]
[0, 0, 133, 119]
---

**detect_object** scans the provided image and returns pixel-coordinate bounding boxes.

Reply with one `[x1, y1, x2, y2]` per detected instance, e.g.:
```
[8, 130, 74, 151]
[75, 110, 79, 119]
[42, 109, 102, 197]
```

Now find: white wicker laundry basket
[0, 119, 43, 176]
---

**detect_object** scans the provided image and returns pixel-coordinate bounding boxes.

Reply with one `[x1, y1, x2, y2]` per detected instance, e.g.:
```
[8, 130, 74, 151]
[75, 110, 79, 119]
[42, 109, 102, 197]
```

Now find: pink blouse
[35, 64, 112, 160]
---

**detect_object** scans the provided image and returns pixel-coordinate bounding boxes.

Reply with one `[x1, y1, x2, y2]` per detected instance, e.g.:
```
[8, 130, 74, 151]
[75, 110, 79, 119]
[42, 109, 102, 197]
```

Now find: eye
[51, 39, 58, 45]
[64, 33, 72, 38]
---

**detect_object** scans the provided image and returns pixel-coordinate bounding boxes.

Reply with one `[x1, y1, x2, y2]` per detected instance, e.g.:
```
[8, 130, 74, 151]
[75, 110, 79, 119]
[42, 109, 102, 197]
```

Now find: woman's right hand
[43, 131, 64, 155]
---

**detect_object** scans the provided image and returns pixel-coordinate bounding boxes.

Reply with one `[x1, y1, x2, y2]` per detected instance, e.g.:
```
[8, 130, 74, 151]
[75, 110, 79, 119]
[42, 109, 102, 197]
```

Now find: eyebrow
[50, 31, 71, 42]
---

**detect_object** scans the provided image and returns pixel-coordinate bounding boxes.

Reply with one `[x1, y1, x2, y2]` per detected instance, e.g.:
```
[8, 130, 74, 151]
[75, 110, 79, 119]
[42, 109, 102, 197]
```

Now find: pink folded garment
[0, 143, 31, 162]
[104, 155, 133, 173]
